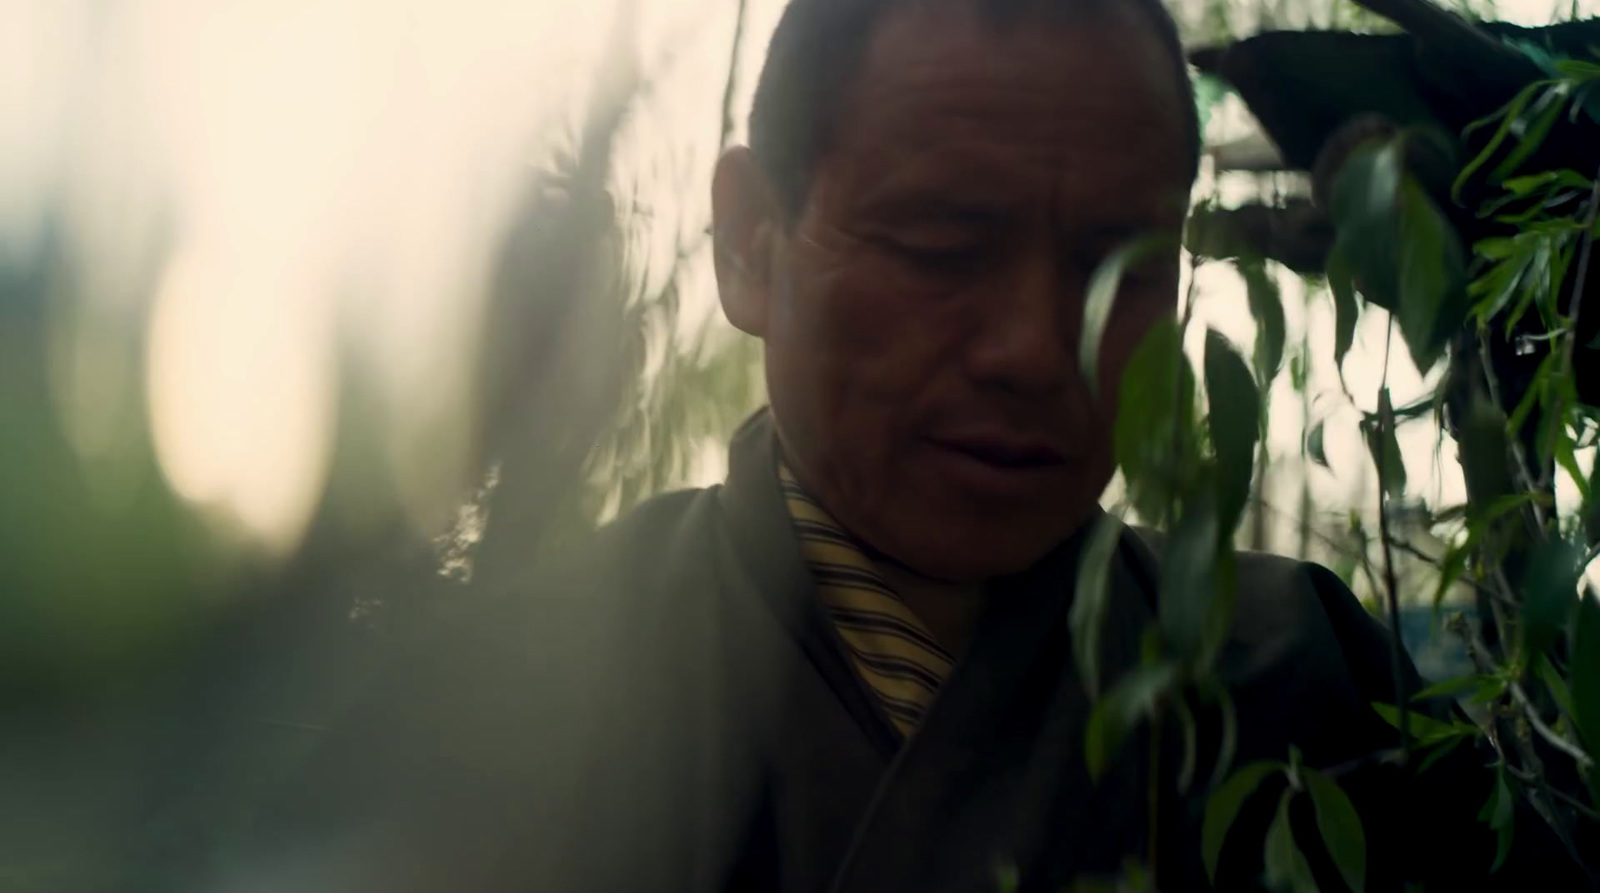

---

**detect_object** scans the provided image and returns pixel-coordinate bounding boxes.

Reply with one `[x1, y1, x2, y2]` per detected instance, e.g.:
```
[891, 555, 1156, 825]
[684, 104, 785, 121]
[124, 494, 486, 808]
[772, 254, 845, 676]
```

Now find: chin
[892, 511, 1092, 583]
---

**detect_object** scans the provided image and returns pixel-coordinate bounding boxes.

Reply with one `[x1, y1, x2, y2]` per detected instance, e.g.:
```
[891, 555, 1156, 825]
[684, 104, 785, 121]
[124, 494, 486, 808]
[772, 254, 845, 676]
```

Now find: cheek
[784, 247, 967, 400]
[1096, 297, 1175, 403]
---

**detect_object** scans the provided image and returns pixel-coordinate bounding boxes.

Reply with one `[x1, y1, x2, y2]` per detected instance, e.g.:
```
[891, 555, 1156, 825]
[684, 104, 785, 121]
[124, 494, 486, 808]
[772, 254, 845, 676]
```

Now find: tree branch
[1509, 680, 1595, 769]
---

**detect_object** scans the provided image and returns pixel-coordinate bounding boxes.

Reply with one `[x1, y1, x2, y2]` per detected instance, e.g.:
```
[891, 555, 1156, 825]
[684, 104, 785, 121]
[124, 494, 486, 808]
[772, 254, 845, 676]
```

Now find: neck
[875, 560, 986, 657]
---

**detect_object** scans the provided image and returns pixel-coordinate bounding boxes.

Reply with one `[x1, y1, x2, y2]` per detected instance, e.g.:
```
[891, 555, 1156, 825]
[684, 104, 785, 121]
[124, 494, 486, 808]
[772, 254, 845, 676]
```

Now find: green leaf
[1416, 735, 1466, 774]
[1070, 513, 1125, 699]
[1160, 493, 1221, 665]
[1411, 674, 1488, 701]
[1307, 421, 1329, 469]
[1176, 696, 1199, 793]
[996, 862, 1020, 893]
[1454, 81, 1546, 204]
[1431, 543, 1471, 608]
[1477, 766, 1516, 872]
[1082, 235, 1172, 396]
[1084, 662, 1178, 781]
[1521, 538, 1583, 661]
[1536, 656, 1576, 724]
[1489, 83, 1568, 183]
[1239, 259, 1287, 383]
[1395, 181, 1466, 374]
[1572, 593, 1600, 763]
[1304, 770, 1366, 893]
[1202, 761, 1282, 884]
[1206, 328, 1261, 534]
[1330, 141, 1404, 313]
[1371, 702, 1475, 746]
[1264, 788, 1320, 893]
[1457, 392, 1512, 511]
[1114, 320, 1197, 527]
[1366, 389, 1406, 500]
[1500, 169, 1593, 197]
[1327, 247, 1360, 370]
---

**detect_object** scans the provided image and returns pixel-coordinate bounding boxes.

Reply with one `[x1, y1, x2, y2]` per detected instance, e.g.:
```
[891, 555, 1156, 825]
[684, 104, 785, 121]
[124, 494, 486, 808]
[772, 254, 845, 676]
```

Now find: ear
[712, 146, 784, 338]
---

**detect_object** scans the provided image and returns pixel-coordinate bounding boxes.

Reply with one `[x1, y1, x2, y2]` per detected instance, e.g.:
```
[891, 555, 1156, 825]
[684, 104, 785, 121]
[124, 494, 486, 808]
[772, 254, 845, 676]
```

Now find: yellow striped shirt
[779, 463, 954, 738]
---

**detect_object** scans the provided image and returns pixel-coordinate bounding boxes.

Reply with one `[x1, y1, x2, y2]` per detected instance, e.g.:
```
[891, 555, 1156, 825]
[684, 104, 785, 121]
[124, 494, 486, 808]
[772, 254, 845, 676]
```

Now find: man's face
[725, 3, 1192, 582]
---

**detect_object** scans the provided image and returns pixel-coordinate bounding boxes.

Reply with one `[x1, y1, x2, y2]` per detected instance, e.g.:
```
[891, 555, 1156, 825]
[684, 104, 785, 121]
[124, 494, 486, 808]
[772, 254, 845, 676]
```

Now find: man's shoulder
[561, 484, 726, 590]
[1126, 526, 1396, 702]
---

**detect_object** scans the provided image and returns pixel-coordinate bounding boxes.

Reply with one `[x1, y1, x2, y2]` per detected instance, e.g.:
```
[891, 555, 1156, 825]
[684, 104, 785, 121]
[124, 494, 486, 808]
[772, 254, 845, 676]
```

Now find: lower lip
[923, 441, 1065, 496]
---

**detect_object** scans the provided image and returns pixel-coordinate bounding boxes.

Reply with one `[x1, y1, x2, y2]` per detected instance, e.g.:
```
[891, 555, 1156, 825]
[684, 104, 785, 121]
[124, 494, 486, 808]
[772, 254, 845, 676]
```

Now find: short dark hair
[747, 0, 1202, 219]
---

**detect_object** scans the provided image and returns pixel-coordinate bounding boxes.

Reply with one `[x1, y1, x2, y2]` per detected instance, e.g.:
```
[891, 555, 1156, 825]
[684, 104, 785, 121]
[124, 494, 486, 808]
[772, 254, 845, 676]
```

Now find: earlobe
[712, 146, 781, 338]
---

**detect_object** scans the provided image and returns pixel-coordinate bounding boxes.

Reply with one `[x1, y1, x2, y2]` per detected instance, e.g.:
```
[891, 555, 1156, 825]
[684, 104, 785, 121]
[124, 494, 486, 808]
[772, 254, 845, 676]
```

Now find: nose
[964, 256, 1077, 396]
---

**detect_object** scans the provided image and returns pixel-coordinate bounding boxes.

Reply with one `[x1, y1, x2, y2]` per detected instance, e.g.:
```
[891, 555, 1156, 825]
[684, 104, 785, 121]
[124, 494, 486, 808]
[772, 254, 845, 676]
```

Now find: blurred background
[2, 0, 1596, 889]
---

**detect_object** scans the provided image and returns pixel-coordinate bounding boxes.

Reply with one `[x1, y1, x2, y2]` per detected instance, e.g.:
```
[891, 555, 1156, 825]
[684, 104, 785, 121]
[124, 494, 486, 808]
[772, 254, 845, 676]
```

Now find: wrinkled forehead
[814, 0, 1193, 218]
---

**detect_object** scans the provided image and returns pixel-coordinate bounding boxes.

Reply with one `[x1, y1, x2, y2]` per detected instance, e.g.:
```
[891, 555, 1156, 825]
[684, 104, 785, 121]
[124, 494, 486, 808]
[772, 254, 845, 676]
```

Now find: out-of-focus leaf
[1521, 538, 1582, 661]
[1395, 181, 1467, 374]
[1458, 392, 1512, 512]
[1330, 140, 1403, 312]
[996, 862, 1020, 893]
[1537, 657, 1576, 724]
[1071, 513, 1125, 699]
[1304, 769, 1366, 893]
[1476, 765, 1516, 872]
[1114, 320, 1197, 527]
[1371, 702, 1476, 746]
[1366, 389, 1406, 500]
[1208, 683, 1240, 792]
[1416, 735, 1466, 774]
[1411, 674, 1489, 701]
[1307, 421, 1329, 469]
[1084, 662, 1178, 781]
[1239, 259, 1287, 383]
[1203, 761, 1282, 885]
[1206, 329, 1261, 534]
[1558, 435, 1587, 502]
[1160, 493, 1221, 665]
[1176, 696, 1199, 793]
[1264, 789, 1320, 893]
[1431, 543, 1471, 608]
[1082, 235, 1172, 396]
[1327, 247, 1360, 370]
[1572, 593, 1600, 764]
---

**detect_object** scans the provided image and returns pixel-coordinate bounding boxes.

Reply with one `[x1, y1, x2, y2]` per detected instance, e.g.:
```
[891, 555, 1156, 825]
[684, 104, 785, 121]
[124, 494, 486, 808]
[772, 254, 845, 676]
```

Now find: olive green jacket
[250, 410, 1579, 892]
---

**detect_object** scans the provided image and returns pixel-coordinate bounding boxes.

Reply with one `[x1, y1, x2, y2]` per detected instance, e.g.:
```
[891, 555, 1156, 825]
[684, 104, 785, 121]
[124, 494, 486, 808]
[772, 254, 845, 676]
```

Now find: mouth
[925, 434, 1068, 472]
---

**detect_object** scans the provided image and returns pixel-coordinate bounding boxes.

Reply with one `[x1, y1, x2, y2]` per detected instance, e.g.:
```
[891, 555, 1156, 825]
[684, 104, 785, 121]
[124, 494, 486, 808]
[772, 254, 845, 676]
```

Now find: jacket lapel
[828, 521, 1160, 893]
[717, 409, 903, 759]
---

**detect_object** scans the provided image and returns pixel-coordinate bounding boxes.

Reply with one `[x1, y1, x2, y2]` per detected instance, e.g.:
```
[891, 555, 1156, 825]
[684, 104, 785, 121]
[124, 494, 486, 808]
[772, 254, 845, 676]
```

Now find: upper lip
[927, 432, 1067, 468]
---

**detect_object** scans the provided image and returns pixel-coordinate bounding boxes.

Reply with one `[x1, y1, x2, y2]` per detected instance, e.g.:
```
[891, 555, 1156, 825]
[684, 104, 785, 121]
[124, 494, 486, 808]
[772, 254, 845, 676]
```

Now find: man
[247, 0, 1581, 890]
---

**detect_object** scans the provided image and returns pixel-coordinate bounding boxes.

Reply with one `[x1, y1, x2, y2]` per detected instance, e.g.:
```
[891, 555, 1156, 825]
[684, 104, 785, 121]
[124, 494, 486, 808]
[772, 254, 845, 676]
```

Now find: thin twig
[716, 0, 750, 154]
[1559, 164, 1600, 374]
[1509, 680, 1595, 768]
[1377, 322, 1410, 761]
[1478, 327, 1553, 533]
[1506, 764, 1600, 821]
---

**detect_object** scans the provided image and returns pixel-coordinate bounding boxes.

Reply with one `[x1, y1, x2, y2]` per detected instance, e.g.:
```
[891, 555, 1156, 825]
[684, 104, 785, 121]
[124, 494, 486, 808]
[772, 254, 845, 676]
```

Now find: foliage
[1078, 4, 1600, 889]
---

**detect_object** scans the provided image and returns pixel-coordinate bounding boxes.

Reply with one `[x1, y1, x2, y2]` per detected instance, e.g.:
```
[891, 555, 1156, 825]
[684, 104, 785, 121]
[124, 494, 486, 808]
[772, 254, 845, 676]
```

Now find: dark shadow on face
[726, 1, 1193, 582]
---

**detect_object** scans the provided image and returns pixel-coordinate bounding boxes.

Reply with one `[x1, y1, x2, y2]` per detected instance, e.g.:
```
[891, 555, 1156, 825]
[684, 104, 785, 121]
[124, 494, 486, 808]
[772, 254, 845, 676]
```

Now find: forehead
[822, 1, 1191, 207]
